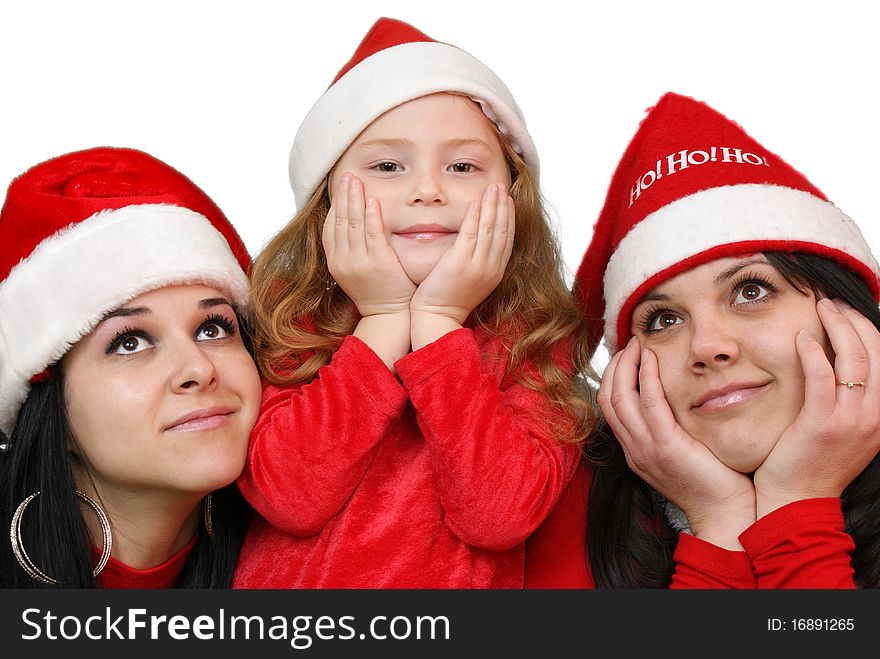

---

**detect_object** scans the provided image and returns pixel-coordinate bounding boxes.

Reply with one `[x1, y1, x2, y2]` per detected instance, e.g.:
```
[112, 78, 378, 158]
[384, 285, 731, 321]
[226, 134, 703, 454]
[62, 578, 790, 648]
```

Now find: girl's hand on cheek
[600, 338, 756, 549]
[755, 299, 880, 517]
[322, 174, 416, 317]
[409, 183, 514, 349]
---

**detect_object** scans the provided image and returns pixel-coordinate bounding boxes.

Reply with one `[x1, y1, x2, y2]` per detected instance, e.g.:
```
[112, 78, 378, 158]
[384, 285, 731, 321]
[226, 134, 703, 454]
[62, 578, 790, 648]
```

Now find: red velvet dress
[234, 328, 579, 588]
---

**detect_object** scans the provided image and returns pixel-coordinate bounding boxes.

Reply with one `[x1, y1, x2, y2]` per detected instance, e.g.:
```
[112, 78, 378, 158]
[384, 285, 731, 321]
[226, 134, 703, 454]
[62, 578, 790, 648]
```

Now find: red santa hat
[289, 16, 539, 209]
[575, 92, 880, 355]
[0, 147, 252, 436]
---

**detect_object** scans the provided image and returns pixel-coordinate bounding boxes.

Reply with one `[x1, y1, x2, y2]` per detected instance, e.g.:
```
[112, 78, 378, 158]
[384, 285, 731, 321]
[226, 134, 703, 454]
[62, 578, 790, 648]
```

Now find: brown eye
[742, 284, 761, 299]
[449, 162, 473, 173]
[374, 162, 400, 173]
[108, 332, 151, 355]
[649, 312, 682, 332]
[201, 324, 221, 339]
[734, 282, 770, 304]
[197, 315, 236, 341]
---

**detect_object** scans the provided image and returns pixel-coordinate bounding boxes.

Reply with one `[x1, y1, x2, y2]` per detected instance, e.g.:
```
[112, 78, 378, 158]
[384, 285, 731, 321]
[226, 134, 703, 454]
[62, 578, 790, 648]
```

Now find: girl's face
[629, 255, 831, 473]
[329, 92, 512, 284]
[62, 284, 262, 499]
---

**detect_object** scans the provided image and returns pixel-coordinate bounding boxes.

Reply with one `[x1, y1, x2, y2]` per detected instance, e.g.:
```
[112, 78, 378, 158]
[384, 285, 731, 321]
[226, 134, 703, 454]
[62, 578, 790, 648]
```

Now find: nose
[169, 341, 219, 393]
[409, 168, 446, 205]
[688, 311, 740, 371]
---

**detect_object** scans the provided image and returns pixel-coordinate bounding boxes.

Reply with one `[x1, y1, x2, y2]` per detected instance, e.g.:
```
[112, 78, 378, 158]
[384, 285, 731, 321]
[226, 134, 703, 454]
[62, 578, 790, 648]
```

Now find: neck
[75, 479, 203, 570]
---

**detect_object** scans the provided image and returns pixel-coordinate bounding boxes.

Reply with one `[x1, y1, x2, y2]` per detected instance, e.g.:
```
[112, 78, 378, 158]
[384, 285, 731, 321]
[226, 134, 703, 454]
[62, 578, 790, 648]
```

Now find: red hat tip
[331, 17, 436, 85]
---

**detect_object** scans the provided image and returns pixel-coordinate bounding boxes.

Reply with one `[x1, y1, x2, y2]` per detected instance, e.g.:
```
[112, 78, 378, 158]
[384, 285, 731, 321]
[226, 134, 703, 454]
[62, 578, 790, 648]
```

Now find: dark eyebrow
[713, 258, 767, 286]
[634, 258, 769, 308]
[100, 306, 150, 322]
[98, 297, 231, 325]
[199, 297, 232, 309]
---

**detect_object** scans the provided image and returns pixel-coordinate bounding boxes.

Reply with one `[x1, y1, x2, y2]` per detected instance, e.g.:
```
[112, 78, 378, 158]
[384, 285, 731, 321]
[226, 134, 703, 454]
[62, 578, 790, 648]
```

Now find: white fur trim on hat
[0, 204, 250, 435]
[602, 184, 879, 352]
[289, 40, 538, 209]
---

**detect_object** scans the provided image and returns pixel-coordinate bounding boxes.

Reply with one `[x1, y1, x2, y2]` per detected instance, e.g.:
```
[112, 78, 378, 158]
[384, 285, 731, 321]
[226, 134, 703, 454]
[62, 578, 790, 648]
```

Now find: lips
[393, 223, 457, 241]
[691, 382, 771, 413]
[166, 407, 234, 432]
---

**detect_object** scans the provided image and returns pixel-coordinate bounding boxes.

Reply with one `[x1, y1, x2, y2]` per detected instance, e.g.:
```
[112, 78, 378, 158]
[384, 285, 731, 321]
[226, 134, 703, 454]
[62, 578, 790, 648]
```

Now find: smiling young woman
[0, 147, 261, 588]
[627, 255, 830, 475]
[526, 92, 880, 589]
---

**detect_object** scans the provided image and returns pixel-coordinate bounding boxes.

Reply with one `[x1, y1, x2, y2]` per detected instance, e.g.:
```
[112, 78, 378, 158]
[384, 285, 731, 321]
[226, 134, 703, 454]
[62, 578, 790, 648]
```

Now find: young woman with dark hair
[526, 92, 880, 588]
[0, 147, 261, 588]
[587, 251, 880, 588]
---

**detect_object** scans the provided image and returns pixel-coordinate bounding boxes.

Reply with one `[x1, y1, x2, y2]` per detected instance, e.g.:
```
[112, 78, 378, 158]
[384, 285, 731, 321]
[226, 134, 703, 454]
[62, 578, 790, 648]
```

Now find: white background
[2, 1, 877, 371]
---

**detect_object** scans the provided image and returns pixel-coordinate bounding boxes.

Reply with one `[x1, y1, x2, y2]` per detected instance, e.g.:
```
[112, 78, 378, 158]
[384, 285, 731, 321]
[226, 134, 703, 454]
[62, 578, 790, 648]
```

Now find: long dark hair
[586, 252, 880, 588]
[0, 357, 250, 589]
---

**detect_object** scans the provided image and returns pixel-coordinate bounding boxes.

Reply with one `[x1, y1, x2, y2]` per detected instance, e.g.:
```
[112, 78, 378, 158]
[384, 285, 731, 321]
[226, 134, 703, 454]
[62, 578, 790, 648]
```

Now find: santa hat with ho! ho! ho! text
[0, 147, 252, 437]
[289, 16, 539, 210]
[574, 91, 880, 356]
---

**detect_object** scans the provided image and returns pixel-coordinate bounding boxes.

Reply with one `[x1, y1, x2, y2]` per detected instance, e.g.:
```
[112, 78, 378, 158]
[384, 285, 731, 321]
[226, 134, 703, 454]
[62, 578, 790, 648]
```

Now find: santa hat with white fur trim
[0, 147, 251, 437]
[289, 16, 539, 209]
[574, 92, 880, 355]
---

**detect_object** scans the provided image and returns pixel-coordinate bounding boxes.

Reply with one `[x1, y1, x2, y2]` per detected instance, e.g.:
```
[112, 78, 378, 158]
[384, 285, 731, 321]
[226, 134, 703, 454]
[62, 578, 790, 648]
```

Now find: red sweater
[525, 468, 855, 589]
[234, 328, 579, 588]
[740, 498, 856, 588]
[97, 536, 195, 589]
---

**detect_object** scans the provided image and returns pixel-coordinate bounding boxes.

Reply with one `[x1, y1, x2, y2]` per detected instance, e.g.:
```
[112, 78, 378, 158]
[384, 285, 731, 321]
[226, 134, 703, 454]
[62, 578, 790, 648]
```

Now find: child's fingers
[322, 194, 338, 257]
[488, 189, 512, 270]
[363, 196, 388, 254]
[472, 183, 499, 261]
[333, 175, 351, 255]
[490, 184, 510, 254]
[796, 329, 836, 419]
[452, 200, 481, 257]
[347, 176, 367, 253]
[500, 194, 516, 267]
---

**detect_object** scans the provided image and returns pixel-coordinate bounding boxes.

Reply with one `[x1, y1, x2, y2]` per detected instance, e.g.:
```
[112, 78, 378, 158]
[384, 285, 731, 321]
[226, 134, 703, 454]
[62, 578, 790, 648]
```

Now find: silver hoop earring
[203, 492, 214, 539]
[10, 490, 112, 584]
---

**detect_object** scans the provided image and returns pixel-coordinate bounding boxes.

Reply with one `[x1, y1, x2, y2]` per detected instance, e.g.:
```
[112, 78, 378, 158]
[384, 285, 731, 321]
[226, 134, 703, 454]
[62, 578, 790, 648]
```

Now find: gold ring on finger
[835, 380, 866, 389]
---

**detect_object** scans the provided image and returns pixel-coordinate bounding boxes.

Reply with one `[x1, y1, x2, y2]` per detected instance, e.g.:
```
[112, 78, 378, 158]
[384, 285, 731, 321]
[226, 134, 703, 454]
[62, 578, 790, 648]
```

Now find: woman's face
[62, 284, 262, 498]
[329, 92, 511, 284]
[629, 255, 831, 473]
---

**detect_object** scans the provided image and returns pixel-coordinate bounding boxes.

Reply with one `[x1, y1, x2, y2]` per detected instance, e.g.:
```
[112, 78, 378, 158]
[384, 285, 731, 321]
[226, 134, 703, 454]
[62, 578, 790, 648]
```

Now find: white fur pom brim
[603, 184, 880, 353]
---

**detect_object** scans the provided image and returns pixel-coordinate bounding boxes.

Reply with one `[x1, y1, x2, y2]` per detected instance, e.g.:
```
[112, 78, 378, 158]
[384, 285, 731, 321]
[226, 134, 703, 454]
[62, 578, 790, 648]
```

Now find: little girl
[233, 17, 592, 588]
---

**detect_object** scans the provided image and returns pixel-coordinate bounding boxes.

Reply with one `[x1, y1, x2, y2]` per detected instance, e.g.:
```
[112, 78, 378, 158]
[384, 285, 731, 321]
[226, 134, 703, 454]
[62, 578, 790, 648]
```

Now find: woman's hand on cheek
[599, 338, 756, 549]
[754, 298, 880, 518]
[322, 174, 416, 317]
[409, 183, 514, 350]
